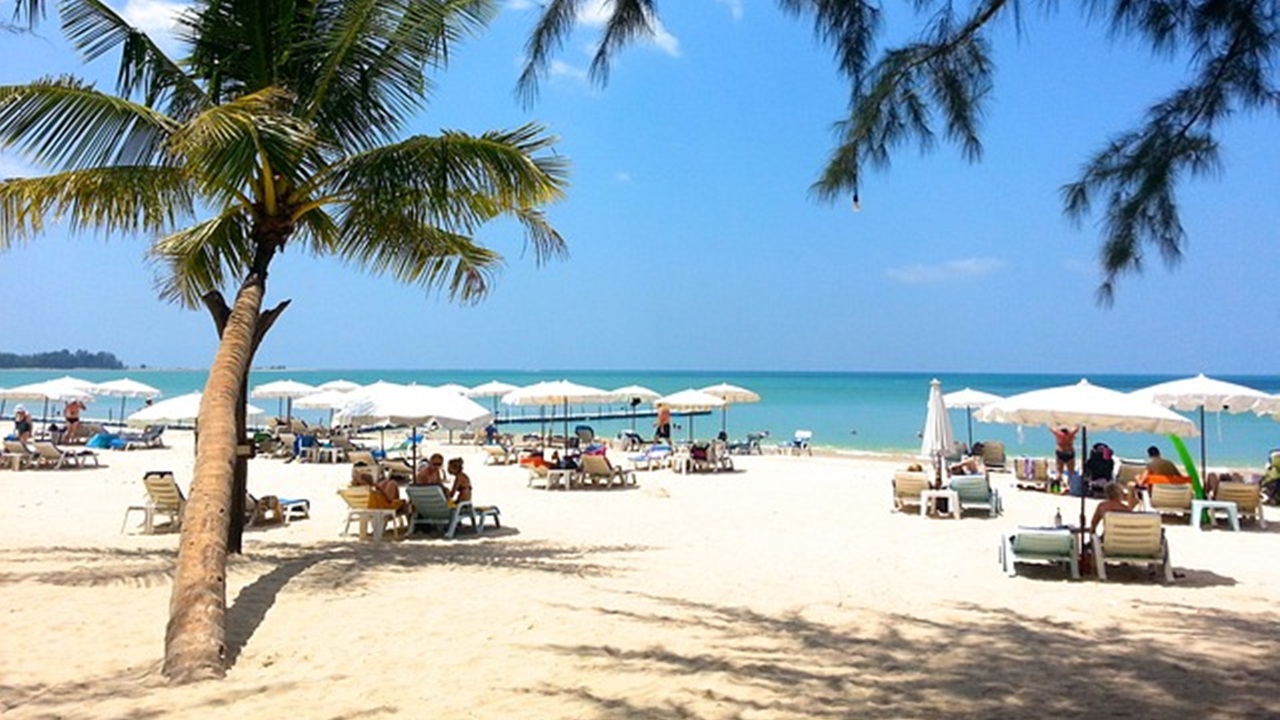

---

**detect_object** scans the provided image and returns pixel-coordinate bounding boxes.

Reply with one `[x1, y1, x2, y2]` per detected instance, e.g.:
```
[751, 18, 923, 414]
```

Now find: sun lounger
[29, 440, 99, 469]
[337, 486, 407, 541]
[405, 484, 500, 538]
[893, 471, 931, 513]
[580, 454, 637, 488]
[1149, 483, 1194, 521]
[1095, 512, 1173, 583]
[1214, 481, 1266, 528]
[1001, 527, 1079, 579]
[120, 471, 185, 534]
[949, 474, 1003, 516]
[483, 444, 518, 465]
[3, 440, 38, 470]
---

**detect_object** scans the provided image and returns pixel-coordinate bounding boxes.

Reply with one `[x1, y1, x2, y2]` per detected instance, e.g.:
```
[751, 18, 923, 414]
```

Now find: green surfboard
[1168, 433, 1205, 500]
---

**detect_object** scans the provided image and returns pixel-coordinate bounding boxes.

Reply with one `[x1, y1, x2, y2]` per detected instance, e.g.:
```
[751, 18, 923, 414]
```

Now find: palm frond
[0, 165, 194, 249]
[331, 212, 500, 302]
[301, 0, 495, 148]
[147, 211, 255, 308]
[322, 123, 567, 236]
[516, 0, 587, 105]
[588, 0, 657, 85]
[168, 87, 323, 210]
[0, 77, 178, 171]
[60, 0, 209, 118]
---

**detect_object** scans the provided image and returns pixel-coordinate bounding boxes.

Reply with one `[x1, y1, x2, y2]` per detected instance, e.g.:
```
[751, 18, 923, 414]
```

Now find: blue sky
[1, 1, 1277, 374]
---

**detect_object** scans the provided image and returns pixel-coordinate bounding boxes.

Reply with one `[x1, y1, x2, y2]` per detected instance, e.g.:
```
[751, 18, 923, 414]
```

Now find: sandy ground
[1, 429, 1277, 719]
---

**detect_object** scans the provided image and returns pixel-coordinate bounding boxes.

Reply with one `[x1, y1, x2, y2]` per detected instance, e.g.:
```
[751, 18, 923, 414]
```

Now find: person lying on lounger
[1090, 482, 1140, 535]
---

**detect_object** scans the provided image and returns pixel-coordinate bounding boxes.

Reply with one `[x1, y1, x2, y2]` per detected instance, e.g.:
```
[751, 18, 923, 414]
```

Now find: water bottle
[1053, 507, 1063, 527]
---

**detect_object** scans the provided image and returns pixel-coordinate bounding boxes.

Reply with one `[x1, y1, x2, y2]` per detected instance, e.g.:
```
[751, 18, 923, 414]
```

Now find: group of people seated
[350, 452, 473, 516]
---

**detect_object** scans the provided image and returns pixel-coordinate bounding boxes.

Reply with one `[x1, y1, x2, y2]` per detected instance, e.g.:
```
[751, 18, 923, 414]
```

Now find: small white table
[1191, 499, 1240, 531]
[920, 489, 961, 519]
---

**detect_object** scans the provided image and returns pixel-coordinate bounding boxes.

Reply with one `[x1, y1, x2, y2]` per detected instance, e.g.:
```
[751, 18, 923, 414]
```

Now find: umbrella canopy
[250, 379, 318, 421]
[127, 392, 264, 426]
[467, 380, 520, 417]
[654, 388, 725, 441]
[293, 389, 354, 410]
[316, 379, 362, 393]
[92, 378, 162, 425]
[700, 382, 761, 434]
[1131, 373, 1279, 474]
[335, 384, 492, 429]
[920, 379, 956, 463]
[437, 383, 469, 395]
[1, 376, 97, 423]
[943, 387, 1003, 448]
[502, 380, 611, 442]
[609, 385, 661, 430]
[978, 379, 1197, 529]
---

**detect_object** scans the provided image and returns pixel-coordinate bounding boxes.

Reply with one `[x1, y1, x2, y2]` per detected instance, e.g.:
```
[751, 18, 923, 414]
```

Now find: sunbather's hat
[14, 404, 25, 413]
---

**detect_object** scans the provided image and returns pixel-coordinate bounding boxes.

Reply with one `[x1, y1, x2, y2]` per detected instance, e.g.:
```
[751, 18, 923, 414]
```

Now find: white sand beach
[1, 431, 1277, 719]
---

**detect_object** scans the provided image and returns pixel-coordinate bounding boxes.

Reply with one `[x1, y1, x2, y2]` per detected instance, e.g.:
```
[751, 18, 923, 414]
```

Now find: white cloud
[715, 0, 744, 21]
[0, 153, 37, 179]
[118, 0, 189, 55]
[549, 59, 589, 82]
[885, 257, 1005, 284]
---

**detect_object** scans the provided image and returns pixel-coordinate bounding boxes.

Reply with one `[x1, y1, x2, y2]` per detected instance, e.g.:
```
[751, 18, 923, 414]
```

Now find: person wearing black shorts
[1050, 426, 1079, 490]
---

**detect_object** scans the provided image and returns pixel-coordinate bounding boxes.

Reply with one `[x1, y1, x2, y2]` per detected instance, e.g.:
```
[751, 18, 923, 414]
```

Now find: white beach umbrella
[128, 392, 265, 426]
[654, 388, 725, 441]
[250, 379, 318, 421]
[1, 376, 97, 424]
[503, 380, 612, 441]
[293, 388, 355, 426]
[92, 378, 163, 425]
[609, 385, 661, 430]
[437, 383, 469, 395]
[468, 380, 520, 417]
[920, 379, 955, 466]
[978, 379, 1197, 528]
[335, 384, 493, 466]
[943, 387, 1003, 448]
[316, 379, 362, 393]
[700, 382, 761, 435]
[1131, 373, 1279, 475]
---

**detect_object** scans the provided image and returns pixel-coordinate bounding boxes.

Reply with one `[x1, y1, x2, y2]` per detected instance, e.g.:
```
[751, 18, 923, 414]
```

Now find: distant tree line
[0, 349, 124, 369]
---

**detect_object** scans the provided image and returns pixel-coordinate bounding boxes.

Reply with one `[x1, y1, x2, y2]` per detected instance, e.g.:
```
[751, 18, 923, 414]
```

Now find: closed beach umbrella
[943, 387, 1002, 448]
[250, 379, 318, 421]
[609, 385, 660, 430]
[920, 379, 955, 478]
[503, 380, 612, 442]
[700, 382, 761, 435]
[92, 378, 162, 425]
[128, 392, 265, 426]
[978, 379, 1197, 528]
[1131, 373, 1279, 476]
[654, 388, 725, 442]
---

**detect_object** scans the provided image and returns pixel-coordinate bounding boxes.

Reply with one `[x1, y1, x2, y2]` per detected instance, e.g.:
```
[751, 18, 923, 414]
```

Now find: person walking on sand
[1050, 426, 1079, 491]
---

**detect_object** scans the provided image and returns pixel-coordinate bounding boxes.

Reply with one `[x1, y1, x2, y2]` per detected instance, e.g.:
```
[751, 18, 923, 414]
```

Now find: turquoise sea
[3, 369, 1278, 467]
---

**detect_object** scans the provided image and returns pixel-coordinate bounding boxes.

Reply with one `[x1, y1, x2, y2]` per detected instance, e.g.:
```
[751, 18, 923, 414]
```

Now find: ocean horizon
[3, 368, 1278, 468]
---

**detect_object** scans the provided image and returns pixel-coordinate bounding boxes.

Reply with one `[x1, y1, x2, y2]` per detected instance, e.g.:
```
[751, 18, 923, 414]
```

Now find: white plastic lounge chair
[404, 484, 500, 538]
[120, 471, 185, 534]
[1095, 512, 1173, 583]
[580, 454, 637, 488]
[949, 474, 1003, 516]
[1012, 457, 1051, 492]
[684, 440, 734, 473]
[3, 440, 38, 470]
[980, 440, 1006, 471]
[628, 444, 673, 471]
[246, 493, 311, 526]
[1001, 527, 1079, 579]
[29, 440, 98, 469]
[784, 430, 813, 456]
[483, 445, 518, 465]
[337, 486, 407, 541]
[893, 471, 931, 513]
[1149, 483, 1194, 521]
[1215, 481, 1266, 528]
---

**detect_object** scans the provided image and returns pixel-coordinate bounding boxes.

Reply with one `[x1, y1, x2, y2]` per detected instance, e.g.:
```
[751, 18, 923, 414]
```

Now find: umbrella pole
[119, 397, 126, 428]
[1199, 406, 1207, 478]
[411, 425, 418, 471]
[966, 408, 974, 448]
[1079, 426, 1088, 529]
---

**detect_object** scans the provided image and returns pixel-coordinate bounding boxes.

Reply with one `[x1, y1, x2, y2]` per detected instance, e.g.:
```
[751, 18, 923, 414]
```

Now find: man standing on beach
[1050, 426, 1079, 491]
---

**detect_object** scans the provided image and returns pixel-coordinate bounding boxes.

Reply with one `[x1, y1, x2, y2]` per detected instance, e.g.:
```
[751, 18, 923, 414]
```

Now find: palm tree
[0, 0, 568, 682]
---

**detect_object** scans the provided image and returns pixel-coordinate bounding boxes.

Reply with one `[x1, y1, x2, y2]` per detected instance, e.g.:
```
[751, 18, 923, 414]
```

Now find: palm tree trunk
[163, 275, 265, 683]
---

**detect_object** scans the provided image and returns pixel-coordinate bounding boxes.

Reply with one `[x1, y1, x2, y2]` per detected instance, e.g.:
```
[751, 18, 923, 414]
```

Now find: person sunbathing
[1090, 482, 1140, 535]
[947, 457, 984, 476]
[413, 453, 447, 487]
[447, 457, 472, 505]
